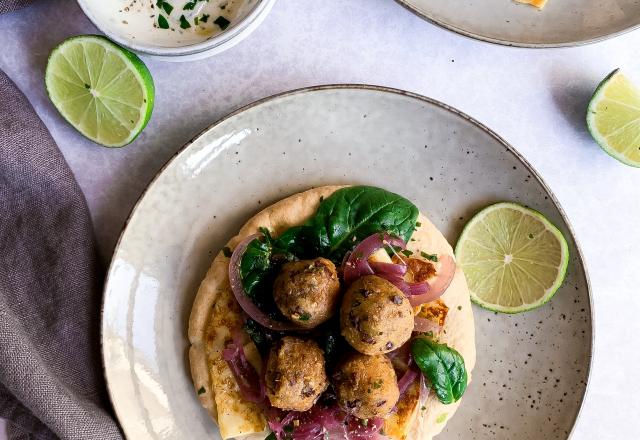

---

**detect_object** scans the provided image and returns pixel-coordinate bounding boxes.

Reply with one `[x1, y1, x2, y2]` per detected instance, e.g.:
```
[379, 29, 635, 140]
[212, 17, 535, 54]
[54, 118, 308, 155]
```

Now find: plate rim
[101, 84, 595, 439]
[394, 0, 640, 48]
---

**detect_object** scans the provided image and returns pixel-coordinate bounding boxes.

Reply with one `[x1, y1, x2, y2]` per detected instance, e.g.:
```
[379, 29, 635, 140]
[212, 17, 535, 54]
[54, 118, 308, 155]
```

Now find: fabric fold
[0, 67, 122, 439]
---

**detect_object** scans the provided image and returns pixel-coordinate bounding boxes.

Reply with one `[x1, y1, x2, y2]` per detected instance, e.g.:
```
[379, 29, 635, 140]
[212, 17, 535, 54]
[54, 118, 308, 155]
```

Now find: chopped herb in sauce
[200, 13, 210, 23]
[416, 221, 422, 227]
[420, 251, 439, 262]
[158, 14, 170, 29]
[183, 0, 199, 10]
[197, 386, 206, 395]
[157, 0, 174, 14]
[179, 14, 191, 28]
[214, 15, 231, 30]
[299, 312, 311, 322]
[222, 246, 233, 257]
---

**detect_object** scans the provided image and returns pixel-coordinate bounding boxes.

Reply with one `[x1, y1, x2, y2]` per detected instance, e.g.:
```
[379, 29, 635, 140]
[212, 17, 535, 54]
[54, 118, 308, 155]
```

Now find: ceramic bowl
[396, 0, 640, 47]
[76, 0, 277, 61]
[102, 85, 593, 439]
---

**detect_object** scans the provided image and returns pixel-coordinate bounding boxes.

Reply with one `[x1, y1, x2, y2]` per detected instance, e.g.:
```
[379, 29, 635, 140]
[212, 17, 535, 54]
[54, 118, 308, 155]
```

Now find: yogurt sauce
[91, 0, 256, 47]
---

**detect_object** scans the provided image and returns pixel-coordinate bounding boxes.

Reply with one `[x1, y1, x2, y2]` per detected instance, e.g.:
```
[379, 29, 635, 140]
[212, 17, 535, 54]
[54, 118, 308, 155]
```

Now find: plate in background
[396, 0, 640, 47]
[102, 85, 592, 439]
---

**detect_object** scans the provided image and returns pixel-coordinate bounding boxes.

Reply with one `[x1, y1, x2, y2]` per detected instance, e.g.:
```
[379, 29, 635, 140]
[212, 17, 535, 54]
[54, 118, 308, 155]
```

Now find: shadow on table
[547, 67, 601, 148]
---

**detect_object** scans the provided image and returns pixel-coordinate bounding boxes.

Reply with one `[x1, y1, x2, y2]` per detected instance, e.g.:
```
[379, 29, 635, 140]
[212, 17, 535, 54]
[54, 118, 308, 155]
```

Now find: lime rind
[455, 202, 569, 314]
[45, 35, 154, 148]
[586, 68, 640, 168]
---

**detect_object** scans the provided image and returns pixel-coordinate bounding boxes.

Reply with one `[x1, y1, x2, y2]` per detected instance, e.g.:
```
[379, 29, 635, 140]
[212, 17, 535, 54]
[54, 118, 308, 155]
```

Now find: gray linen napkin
[0, 59, 123, 440]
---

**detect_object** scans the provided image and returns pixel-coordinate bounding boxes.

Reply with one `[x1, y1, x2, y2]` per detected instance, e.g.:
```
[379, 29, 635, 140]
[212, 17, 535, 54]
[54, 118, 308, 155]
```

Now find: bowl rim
[76, 0, 277, 57]
[394, 0, 640, 48]
[101, 84, 594, 439]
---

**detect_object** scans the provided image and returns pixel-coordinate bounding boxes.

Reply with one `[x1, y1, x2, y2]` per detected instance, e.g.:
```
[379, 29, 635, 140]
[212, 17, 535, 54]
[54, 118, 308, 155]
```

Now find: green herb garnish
[200, 13, 210, 22]
[420, 251, 439, 262]
[401, 249, 413, 257]
[158, 14, 170, 29]
[214, 15, 231, 30]
[197, 386, 206, 395]
[183, 0, 199, 10]
[179, 15, 191, 28]
[222, 246, 232, 257]
[299, 312, 311, 322]
[416, 221, 422, 227]
[265, 434, 277, 440]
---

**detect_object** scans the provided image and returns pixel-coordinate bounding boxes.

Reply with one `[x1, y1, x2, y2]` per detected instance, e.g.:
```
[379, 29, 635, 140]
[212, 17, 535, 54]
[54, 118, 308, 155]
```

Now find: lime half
[45, 35, 154, 147]
[455, 202, 569, 314]
[587, 69, 640, 167]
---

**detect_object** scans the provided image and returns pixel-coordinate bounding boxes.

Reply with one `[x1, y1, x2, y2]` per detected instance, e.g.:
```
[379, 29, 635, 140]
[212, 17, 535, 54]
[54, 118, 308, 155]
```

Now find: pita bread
[188, 186, 476, 439]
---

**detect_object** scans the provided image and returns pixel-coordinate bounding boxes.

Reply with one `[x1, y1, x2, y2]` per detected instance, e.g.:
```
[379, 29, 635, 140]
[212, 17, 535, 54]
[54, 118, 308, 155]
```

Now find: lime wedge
[45, 35, 154, 147]
[587, 68, 640, 167]
[455, 202, 569, 314]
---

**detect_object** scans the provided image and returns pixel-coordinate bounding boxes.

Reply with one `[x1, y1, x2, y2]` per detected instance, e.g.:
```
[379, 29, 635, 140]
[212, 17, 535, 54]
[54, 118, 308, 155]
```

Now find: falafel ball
[265, 336, 329, 411]
[340, 275, 414, 354]
[273, 258, 341, 328]
[333, 352, 400, 419]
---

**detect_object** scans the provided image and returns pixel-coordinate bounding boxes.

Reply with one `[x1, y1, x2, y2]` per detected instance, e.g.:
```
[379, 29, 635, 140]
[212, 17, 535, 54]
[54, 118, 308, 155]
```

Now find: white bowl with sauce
[77, 0, 276, 61]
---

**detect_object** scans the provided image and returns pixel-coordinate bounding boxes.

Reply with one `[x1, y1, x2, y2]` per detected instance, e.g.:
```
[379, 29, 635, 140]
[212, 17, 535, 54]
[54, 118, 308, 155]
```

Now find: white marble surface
[1, 0, 639, 439]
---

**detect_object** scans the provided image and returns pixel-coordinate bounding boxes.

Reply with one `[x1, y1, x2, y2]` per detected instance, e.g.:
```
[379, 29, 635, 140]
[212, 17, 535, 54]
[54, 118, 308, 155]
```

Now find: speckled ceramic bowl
[102, 85, 593, 439]
[76, 0, 276, 61]
[396, 0, 640, 47]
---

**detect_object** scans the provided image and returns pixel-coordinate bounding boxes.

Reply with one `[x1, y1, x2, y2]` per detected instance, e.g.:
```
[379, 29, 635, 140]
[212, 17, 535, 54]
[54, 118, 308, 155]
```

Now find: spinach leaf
[239, 233, 272, 298]
[239, 227, 298, 298]
[243, 318, 284, 357]
[316, 318, 348, 369]
[305, 186, 419, 261]
[411, 337, 467, 404]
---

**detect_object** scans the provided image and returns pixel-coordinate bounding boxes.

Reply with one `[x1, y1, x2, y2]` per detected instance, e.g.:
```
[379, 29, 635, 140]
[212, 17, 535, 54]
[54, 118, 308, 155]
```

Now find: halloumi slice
[516, 0, 548, 8]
